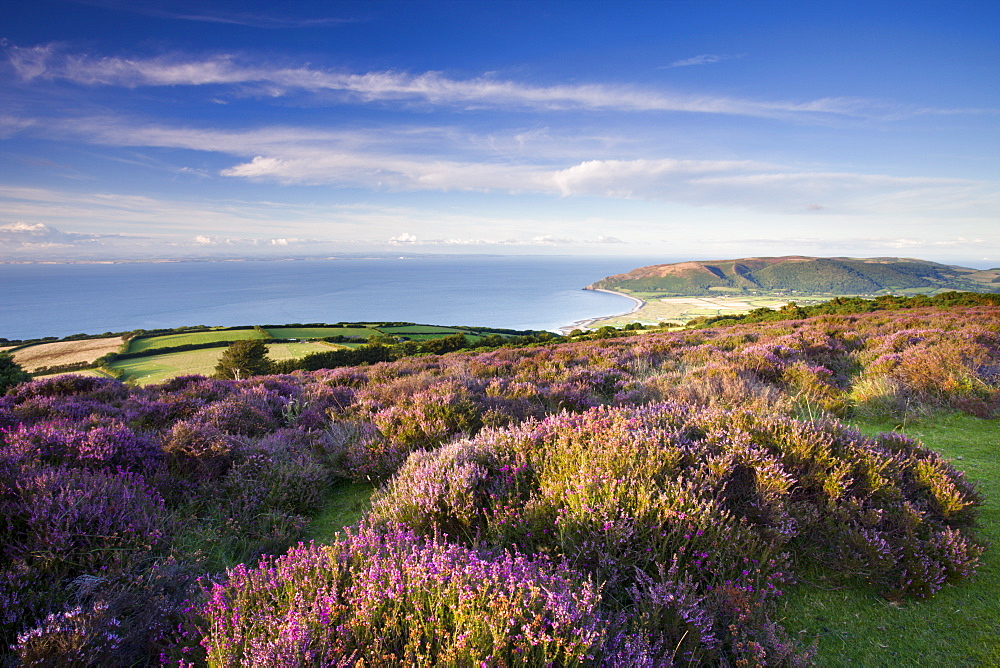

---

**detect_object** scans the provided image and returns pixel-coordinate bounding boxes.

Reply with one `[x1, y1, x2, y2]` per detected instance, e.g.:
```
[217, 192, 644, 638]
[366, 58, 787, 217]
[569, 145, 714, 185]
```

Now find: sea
[0, 255, 669, 341]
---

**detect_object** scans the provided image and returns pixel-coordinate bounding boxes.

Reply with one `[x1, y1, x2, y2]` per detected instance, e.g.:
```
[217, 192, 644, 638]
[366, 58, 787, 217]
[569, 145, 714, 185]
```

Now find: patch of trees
[0, 352, 30, 393]
[214, 340, 275, 380]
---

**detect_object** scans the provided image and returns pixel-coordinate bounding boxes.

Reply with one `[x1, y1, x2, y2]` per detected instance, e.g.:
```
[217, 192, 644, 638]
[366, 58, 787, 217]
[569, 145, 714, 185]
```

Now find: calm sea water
[0, 255, 666, 340]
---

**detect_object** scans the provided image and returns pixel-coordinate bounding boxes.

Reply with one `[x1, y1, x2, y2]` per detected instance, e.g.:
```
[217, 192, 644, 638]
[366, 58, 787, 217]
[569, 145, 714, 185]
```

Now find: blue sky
[2, 0, 998, 265]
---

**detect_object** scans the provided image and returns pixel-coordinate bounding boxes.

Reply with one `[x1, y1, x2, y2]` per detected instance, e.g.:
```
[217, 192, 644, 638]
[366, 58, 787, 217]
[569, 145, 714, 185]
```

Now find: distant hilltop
[589, 256, 1000, 296]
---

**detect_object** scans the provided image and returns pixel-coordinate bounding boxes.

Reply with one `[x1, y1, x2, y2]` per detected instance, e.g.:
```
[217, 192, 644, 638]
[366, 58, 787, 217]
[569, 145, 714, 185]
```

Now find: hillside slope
[590, 256, 1000, 296]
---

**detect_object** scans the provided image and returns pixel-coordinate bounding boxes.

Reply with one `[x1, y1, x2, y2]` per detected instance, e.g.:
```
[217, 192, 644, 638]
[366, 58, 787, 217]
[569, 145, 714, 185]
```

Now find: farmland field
[266, 341, 341, 361]
[11, 336, 124, 372]
[391, 333, 470, 341]
[112, 341, 341, 383]
[266, 327, 376, 340]
[32, 368, 110, 380]
[110, 347, 228, 384]
[128, 329, 265, 352]
[379, 325, 469, 335]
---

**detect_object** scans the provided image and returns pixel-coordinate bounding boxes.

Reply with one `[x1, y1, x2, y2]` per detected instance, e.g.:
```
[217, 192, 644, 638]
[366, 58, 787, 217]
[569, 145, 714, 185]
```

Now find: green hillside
[590, 256, 1000, 296]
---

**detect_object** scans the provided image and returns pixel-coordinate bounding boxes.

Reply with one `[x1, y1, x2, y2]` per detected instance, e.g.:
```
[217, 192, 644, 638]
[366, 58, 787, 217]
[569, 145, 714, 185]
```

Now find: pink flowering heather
[200, 525, 603, 666]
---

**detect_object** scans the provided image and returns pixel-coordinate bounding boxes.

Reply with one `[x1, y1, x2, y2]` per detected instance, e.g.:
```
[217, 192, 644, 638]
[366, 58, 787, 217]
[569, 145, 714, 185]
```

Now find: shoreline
[559, 288, 647, 334]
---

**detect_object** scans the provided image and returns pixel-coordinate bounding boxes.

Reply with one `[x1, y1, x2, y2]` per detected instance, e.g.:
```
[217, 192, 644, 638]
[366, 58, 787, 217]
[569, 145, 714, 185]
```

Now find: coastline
[559, 288, 647, 334]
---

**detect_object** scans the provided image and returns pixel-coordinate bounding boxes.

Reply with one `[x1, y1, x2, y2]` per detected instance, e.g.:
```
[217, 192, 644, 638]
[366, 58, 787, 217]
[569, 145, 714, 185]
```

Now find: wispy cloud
[8, 44, 974, 121]
[668, 53, 742, 68]
[388, 233, 579, 247]
[66, 1, 356, 29]
[7, 110, 998, 219]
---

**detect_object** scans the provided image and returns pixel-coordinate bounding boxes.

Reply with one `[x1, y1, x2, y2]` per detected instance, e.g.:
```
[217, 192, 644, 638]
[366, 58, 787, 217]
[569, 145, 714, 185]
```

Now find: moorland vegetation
[1, 294, 999, 665]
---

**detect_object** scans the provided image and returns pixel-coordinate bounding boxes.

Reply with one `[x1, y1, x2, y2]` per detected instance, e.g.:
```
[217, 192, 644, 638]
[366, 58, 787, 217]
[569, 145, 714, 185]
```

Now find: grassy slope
[112, 341, 337, 384]
[266, 327, 376, 339]
[379, 325, 468, 334]
[266, 341, 341, 362]
[780, 415, 1000, 666]
[111, 347, 228, 384]
[128, 329, 265, 352]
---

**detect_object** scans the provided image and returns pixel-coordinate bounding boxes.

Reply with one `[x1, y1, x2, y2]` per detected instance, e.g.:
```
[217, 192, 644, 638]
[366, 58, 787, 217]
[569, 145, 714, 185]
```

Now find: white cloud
[389, 232, 418, 244]
[0, 221, 122, 250]
[8, 44, 973, 121]
[7, 109, 998, 218]
[668, 54, 741, 68]
[191, 234, 308, 247]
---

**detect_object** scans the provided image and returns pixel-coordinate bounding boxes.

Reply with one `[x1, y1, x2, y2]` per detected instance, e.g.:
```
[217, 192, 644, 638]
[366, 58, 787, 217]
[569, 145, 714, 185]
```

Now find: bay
[0, 255, 668, 340]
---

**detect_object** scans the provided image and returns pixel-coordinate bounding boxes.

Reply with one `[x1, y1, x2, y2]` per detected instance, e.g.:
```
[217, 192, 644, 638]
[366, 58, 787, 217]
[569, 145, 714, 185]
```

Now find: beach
[560, 288, 647, 334]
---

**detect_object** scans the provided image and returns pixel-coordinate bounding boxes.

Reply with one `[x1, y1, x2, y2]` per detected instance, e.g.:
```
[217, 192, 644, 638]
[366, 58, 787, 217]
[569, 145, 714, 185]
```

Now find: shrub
[372, 402, 982, 662]
[162, 420, 237, 482]
[198, 526, 604, 667]
[1, 419, 161, 475]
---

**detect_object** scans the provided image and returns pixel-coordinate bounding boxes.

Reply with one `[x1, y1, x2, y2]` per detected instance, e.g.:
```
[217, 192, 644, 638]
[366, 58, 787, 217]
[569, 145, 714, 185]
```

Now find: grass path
[303, 482, 375, 542]
[780, 415, 1000, 666]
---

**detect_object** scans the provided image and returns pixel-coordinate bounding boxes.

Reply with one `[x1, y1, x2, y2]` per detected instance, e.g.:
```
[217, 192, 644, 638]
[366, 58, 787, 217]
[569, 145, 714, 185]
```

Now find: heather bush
[1, 419, 161, 475]
[6, 375, 128, 403]
[0, 466, 172, 654]
[162, 419, 238, 482]
[6, 467, 168, 577]
[12, 599, 124, 667]
[373, 401, 982, 662]
[222, 432, 329, 516]
[199, 526, 604, 667]
[371, 380, 483, 452]
[192, 388, 287, 436]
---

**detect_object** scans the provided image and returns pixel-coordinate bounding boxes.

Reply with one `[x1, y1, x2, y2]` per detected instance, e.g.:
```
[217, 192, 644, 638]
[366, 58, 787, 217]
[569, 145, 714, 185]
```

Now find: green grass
[266, 341, 341, 361]
[379, 325, 468, 335]
[128, 328, 265, 352]
[111, 347, 228, 384]
[392, 333, 466, 341]
[267, 327, 377, 340]
[113, 341, 341, 383]
[303, 481, 375, 543]
[33, 368, 111, 380]
[780, 414, 1000, 665]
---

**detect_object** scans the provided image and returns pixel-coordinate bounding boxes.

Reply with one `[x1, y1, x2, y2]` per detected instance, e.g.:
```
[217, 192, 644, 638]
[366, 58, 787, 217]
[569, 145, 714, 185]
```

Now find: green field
[111, 347, 229, 384]
[266, 341, 341, 361]
[392, 333, 469, 341]
[379, 325, 469, 335]
[112, 341, 338, 384]
[780, 415, 1000, 665]
[267, 327, 377, 340]
[33, 368, 111, 380]
[128, 328, 265, 352]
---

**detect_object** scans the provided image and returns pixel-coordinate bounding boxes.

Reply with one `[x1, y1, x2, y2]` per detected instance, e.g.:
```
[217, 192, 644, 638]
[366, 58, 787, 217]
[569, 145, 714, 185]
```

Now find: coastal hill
[589, 256, 1000, 296]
